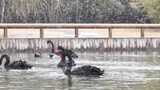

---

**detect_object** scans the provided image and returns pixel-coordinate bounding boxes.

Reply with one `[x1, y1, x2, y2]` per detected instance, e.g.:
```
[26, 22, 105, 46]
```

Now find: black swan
[71, 65, 104, 76]
[61, 58, 104, 76]
[0, 54, 32, 71]
[47, 40, 78, 59]
[34, 52, 41, 57]
[58, 48, 104, 76]
[34, 47, 41, 57]
[46, 40, 104, 76]
[47, 40, 55, 58]
[56, 46, 77, 68]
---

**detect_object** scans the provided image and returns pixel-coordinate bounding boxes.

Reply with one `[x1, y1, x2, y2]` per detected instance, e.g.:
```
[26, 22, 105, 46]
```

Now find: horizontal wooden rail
[0, 23, 160, 28]
[0, 24, 160, 39]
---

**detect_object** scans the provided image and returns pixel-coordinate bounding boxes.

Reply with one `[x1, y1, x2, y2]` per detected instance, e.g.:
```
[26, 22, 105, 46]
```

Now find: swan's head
[47, 40, 54, 48]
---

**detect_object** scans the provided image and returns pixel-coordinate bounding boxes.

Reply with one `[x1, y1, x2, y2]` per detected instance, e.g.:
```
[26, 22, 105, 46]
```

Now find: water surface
[0, 51, 160, 90]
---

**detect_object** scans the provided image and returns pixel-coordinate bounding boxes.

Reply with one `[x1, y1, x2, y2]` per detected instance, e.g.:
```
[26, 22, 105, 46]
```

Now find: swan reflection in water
[67, 74, 72, 87]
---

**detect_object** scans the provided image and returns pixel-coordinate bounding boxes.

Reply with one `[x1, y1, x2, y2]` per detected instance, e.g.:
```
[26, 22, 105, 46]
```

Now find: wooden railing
[0, 23, 160, 39]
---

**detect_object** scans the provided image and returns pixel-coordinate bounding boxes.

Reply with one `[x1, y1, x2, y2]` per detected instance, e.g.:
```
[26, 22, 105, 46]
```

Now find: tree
[0, 0, 6, 23]
[0, 0, 152, 23]
[140, 0, 160, 23]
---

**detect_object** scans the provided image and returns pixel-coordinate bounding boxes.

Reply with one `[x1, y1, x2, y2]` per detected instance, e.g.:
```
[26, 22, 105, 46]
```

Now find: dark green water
[0, 51, 160, 90]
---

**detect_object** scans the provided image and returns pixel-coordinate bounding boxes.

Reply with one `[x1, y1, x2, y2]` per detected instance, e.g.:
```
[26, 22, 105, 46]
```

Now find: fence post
[75, 27, 79, 38]
[140, 28, 144, 38]
[4, 28, 7, 38]
[40, 28, 44, 38]
[108, 27, 112, 38]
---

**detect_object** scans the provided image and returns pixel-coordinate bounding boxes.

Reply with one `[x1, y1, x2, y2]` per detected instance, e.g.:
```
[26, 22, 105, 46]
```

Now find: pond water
[0, 51, 160, 90]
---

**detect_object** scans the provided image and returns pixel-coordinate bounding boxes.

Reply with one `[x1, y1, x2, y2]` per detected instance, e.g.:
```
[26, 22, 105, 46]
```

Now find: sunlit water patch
[0, 51, 160, 90]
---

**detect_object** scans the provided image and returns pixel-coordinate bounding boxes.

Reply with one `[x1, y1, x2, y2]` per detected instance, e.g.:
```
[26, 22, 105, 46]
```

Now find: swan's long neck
[0, 57, 7, 71]
[50, 42, 54, 49]
[47, 41, 54, 49]
[47, 41, 55, 55]
[0, 55, 10, 71]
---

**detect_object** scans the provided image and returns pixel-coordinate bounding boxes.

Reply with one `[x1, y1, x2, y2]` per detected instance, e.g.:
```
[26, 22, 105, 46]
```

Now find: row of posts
[39, 27, 79, 38]
[108, 27, 144, 38]
[2, 27, 145, 39]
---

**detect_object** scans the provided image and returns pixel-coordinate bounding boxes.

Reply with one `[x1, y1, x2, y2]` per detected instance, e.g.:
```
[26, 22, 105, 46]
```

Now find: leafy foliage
[140, 0, 160, 23]
[0, 0, 151, 23]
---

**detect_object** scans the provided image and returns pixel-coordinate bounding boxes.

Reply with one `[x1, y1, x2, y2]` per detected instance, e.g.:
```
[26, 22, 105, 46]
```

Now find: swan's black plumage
[46, 40, 104, 76]
[34, 52, 41, 57]
[71, 65, 104, 76]
[57, 46, 104, 76]
[0, 54, 32, 70]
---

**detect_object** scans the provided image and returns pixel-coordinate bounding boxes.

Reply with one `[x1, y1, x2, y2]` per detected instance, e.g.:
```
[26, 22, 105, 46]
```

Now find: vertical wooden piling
[75, 27, 79, 38]
[40, 28, 44, 38]
[108, 27, 112, 38]
[140, 28, 144, 38]
[4, 28, 7, 38]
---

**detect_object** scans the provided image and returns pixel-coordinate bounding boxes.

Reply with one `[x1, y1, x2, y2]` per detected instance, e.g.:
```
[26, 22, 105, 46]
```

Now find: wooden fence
[0, 24, 160, 51]
[0, 24, 160, 39]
